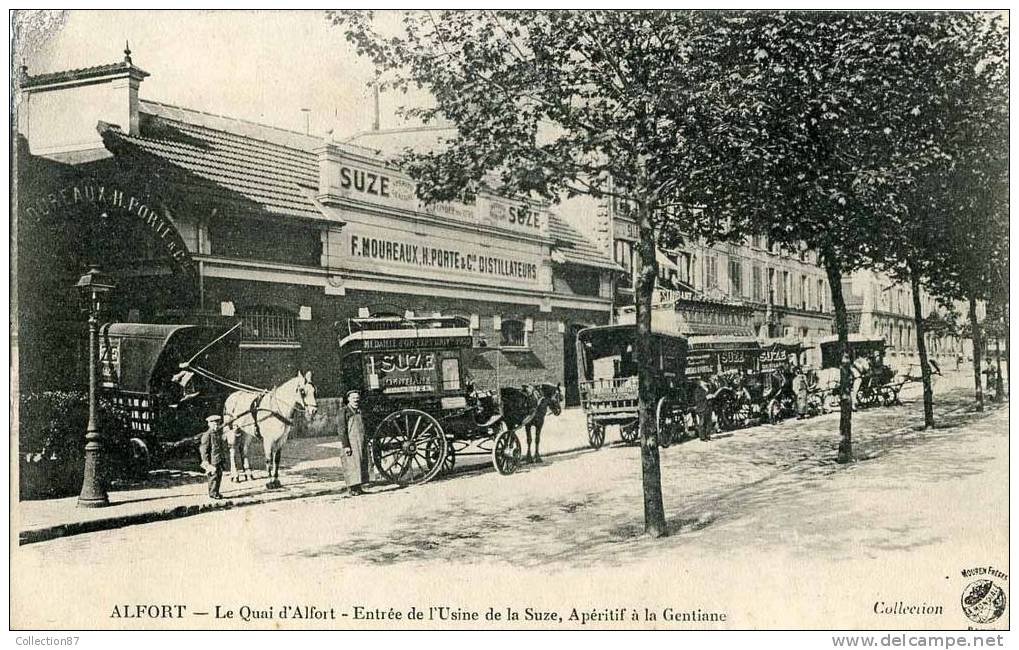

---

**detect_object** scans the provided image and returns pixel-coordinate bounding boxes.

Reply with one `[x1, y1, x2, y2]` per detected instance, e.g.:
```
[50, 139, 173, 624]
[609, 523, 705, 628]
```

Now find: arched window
[238, 306, 299, 346]
[500, 319, 528, 349]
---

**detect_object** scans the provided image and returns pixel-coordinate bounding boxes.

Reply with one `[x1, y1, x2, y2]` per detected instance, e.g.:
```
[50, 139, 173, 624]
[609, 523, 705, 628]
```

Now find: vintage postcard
[9, 9, 1009, 637]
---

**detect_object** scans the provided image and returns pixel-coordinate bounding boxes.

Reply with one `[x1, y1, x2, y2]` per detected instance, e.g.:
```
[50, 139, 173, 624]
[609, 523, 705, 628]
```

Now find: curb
[19, 484, 343, 546]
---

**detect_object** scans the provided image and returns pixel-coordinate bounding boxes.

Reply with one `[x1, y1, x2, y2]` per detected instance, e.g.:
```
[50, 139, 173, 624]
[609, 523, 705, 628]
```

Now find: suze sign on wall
[319, 148, 548, 237]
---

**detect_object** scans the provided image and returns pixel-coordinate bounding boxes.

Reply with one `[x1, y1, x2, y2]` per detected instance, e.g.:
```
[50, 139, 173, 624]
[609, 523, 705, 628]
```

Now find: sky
[15, 9, 428, 139]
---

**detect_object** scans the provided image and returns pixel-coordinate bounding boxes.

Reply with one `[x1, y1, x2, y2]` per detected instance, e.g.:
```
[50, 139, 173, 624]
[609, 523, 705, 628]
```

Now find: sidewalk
[16, 407, 594, 545]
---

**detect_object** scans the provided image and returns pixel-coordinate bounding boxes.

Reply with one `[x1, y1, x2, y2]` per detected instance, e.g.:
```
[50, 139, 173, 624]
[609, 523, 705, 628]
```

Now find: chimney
[20, 42, 149, 158]
[372, 79, 381, 131]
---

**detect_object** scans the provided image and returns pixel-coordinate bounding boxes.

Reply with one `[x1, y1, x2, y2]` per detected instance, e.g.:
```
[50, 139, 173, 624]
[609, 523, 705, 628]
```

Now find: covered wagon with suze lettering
[336, 314, 521, 485]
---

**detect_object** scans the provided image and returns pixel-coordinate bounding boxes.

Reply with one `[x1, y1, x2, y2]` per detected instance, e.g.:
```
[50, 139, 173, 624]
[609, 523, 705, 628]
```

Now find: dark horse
[499, 383, 563, 463]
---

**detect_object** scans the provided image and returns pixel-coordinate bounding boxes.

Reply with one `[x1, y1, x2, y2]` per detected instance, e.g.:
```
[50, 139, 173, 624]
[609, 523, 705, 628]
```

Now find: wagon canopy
[337, 315, 474, 397]
[98, 323, 240, 395]
[685, 335, 761, 378]
[818, 334, 887, 369]
[758, 338, 807, 372]
[575, 324, 688, 382]
[338, 315, 473, 354]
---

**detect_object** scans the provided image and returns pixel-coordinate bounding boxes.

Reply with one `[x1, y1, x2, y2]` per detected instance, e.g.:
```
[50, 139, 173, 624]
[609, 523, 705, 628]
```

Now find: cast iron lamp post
[76, 265, 116, 508]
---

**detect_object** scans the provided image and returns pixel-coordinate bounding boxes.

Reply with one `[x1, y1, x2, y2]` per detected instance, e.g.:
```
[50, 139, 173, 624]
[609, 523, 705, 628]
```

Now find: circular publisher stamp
[961, 579, 1007, 624]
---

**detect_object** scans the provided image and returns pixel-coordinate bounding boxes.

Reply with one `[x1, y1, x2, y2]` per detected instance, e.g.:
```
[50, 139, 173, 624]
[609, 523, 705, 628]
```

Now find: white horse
[222, 371, 318, 489]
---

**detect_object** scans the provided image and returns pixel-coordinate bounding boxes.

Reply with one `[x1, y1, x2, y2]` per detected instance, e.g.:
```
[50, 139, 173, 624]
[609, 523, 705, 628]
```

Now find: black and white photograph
[8, 8, 1010, 638]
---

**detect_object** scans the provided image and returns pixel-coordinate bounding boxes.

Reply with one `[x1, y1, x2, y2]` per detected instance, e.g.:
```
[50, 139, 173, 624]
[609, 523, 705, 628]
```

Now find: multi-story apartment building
[603, 202, 835, 344]
[843, 269, 984, 365]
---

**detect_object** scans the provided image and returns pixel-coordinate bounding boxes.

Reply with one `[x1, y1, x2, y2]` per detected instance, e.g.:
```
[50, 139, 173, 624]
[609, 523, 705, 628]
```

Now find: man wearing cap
[337, 390, 368, 496]
[199, 415, 226, 499]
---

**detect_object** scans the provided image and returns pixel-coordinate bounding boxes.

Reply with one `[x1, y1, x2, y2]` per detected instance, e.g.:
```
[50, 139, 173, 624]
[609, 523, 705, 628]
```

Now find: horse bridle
[292, 379, 317, 414]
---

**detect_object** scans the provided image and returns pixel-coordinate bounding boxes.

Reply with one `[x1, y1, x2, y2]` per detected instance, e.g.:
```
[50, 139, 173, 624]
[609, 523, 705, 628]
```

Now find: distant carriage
[817, 335, 905, 409]
[576, 324, 701, 449]
[97, 322, 241, 471]
[336, 315, 519, 486]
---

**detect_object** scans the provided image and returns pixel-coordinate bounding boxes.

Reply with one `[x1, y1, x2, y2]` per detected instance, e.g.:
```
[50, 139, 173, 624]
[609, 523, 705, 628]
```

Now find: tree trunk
[994, 336, 1004, 401]
[823, 251, 853, 463]
[908, 265, 934, 428]
[1004, 330, 1009, 397]
[634, 195, 667, 538]
[968, 295, 983, 411]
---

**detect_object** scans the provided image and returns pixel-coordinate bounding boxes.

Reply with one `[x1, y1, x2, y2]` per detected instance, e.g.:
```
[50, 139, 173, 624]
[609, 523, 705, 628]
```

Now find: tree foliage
[331, 9, 1008, 524]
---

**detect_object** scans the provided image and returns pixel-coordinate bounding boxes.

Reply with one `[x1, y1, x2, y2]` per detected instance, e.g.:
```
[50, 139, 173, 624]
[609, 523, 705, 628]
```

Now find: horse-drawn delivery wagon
[817, 334, 908, 409]
[97, 322, 241, 471]
[576, 324, 696, 449]
[337, 315, 519, 486]
[681, 335, 765, 432]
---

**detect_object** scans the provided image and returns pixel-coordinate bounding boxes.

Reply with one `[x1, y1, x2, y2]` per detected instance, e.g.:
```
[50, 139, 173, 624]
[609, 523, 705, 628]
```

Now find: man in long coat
[337, 390, 369, 496]
[199, 415, 225, 499]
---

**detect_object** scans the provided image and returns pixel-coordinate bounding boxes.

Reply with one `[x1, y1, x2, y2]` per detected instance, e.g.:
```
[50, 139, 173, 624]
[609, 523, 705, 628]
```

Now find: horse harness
[237, 392, 295, 440]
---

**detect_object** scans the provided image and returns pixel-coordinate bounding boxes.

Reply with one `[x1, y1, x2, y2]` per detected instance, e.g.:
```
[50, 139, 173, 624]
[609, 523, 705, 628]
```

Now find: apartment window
[817, 279, 826, 312]
[768, 268, 777, 304]
[239, 306, 298, 345]
[782, 271, 791, 307]
[706, 255, 718, 289]
[728, 257, 743, 296]
[752, 266, 763, 302]
[677, 251, 692, 286]
[615, 240, 632, 274]
[800, 275, 809, 309]
[500, 319, 528, 349]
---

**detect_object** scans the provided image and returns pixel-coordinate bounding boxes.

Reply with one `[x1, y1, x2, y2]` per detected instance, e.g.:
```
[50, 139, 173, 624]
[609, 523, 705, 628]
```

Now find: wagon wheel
[855, 389, 874, 409]
[880, 385, 900, 407]
[371, 409, 447, 486]
[442, 443, 456, 473]
[620, 419, 640, 444]
[655, 397, 678, 448]
[733, 399, 753, 428]
[492, 427, 522, 475]
[427, 438, 456, 474]
[587, 416, 605, 450]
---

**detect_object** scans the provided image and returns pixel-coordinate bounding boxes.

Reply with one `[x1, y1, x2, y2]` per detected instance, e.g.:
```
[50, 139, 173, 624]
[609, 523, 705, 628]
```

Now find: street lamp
[75, 265, 116, 508]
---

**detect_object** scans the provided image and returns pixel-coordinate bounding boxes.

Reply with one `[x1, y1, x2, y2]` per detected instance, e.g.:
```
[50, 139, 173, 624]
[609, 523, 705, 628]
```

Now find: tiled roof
[548, 214, 618, 270]
[103, 100, 321, 219]
[101, 101, 616, 269]
[23, 61, 148, 88]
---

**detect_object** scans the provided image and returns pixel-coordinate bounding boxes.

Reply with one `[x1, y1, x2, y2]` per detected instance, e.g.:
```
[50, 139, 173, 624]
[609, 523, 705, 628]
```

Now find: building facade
[605, 203, 835, 344]
[15, 53, 616, 406]
[843, 269, 983, 366]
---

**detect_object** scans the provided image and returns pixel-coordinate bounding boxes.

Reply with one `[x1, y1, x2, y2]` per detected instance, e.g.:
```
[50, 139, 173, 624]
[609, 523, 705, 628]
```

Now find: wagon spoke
[415, 421, 436, 440]
[410, 454, 426, 477]
[378, 448, 403, 460]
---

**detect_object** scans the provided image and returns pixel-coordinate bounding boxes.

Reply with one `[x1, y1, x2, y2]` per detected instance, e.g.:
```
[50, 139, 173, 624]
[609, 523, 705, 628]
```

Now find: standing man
[199, 415, 225, 500]
[337, 389, 368, 496]
[792, 366, 809, 419]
